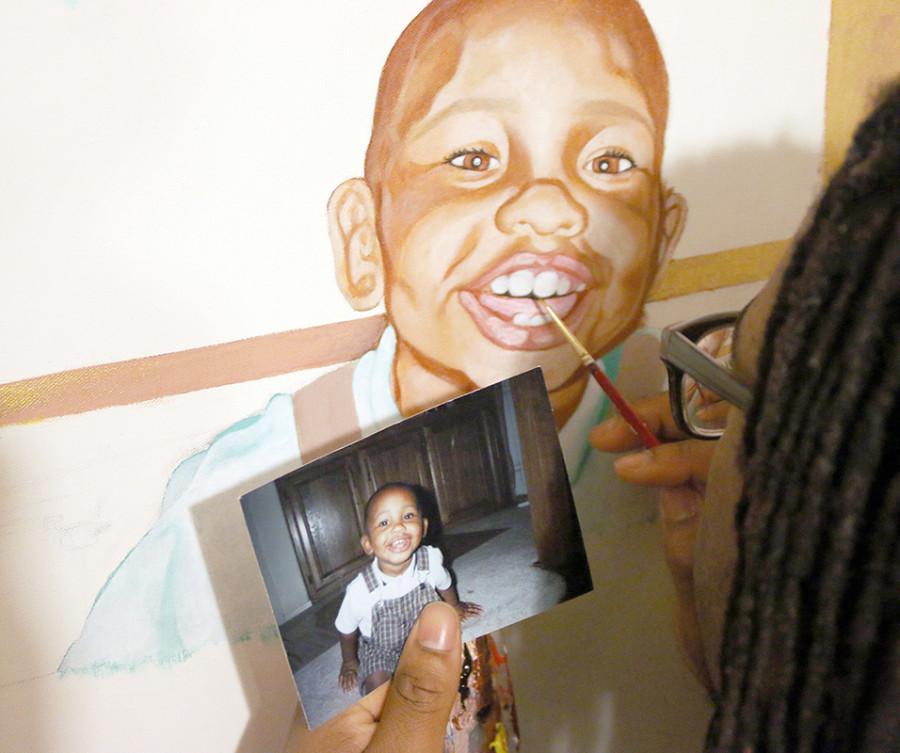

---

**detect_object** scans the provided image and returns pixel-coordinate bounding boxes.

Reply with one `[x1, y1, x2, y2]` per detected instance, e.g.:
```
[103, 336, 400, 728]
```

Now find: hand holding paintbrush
[546, 298, 714, 686]
[538, 300, 660, 449]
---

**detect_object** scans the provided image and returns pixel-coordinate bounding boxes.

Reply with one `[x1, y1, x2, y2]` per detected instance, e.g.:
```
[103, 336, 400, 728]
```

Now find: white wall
[0, 0, 828, 382]
[242, 482, 311, 625]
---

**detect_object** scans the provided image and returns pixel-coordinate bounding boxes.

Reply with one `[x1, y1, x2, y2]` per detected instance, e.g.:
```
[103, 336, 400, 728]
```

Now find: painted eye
[447, 150, 498, 172]
[588, 154, 635, 175]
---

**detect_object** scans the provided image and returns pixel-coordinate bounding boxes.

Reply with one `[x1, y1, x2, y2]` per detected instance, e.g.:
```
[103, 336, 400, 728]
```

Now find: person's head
[698, 83, 900, 752]
[330, 0, 684, 400]
[362, 482, 429, 574]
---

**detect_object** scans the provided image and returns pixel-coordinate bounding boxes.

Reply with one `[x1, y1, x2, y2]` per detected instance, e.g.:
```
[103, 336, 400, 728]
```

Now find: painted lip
[467, 251, 594, 290]
[460, 251, 598, 351]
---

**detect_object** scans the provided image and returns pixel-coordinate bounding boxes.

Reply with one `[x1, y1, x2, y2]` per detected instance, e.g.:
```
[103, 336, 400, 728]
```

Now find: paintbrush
[538, 301, 660, 449]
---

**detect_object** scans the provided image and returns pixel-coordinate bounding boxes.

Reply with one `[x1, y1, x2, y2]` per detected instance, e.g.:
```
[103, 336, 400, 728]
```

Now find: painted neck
[392, 340, 587, 430]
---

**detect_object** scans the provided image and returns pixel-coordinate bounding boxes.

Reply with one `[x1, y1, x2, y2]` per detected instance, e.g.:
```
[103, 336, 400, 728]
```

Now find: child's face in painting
[361, 489, 428, 575]
[374, 12, 682, 391]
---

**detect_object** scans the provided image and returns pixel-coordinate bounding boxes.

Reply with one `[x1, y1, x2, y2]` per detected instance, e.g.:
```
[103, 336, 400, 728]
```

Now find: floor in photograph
[290, 503, 568, 728]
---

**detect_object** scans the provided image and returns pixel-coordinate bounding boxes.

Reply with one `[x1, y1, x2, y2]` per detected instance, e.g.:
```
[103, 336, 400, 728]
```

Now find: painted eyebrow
[407, 97, 518, 142]
[575, 99, 655, 134]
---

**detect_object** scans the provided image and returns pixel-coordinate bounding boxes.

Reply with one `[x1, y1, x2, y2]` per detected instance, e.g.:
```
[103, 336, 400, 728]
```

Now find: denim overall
[357, 548, 441, 693]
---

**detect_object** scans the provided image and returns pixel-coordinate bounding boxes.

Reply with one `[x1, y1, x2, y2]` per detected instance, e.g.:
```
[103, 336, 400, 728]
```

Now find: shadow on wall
[1, 593, 46, 751]
[0, 447, 47, 753]
[668, 136, 821, 255]
[191, 472, 306, 753]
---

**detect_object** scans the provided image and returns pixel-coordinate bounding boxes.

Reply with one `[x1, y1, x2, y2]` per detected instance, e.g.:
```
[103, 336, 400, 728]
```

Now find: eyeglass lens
[681, 324, 736, 437]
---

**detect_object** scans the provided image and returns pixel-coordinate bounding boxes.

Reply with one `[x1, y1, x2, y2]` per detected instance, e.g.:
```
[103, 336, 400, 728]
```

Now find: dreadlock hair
[707, 82, 900, 753]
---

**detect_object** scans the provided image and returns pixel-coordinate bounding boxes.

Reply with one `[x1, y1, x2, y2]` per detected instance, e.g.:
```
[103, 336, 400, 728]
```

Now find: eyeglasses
[660, 312, 753, 440]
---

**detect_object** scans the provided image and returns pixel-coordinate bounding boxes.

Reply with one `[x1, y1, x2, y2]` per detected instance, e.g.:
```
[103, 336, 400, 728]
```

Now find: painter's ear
[655, 187, 687, 274]
[360, 534, 374, 556]
[328, 178, 385, 311]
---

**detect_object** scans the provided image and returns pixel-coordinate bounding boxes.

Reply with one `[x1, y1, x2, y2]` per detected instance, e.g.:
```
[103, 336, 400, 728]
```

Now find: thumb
[366, 602, 461, 753]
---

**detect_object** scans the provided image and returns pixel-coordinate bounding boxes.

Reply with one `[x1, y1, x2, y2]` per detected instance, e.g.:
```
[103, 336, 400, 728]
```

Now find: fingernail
[659, 486, 700, 523]
[416, 603, 457, 652]
[614, 451, 653, 471]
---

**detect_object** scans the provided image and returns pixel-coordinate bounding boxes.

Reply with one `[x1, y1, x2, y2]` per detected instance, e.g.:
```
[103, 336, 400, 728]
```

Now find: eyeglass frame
[659, 312, 754, 440]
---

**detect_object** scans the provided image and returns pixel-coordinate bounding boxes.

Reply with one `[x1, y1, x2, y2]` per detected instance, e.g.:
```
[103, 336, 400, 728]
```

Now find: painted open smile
[459, 252, 596, 350]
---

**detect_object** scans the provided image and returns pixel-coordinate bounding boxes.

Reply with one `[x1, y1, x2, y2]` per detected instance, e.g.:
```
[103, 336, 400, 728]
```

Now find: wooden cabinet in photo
[277, 386, 517, 604]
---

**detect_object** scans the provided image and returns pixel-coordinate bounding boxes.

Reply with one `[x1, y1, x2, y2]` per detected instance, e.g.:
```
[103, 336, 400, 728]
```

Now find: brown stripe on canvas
[1, 315, 387, 426]
[0, 245, 784, 427]
[649, 239, 788, 301]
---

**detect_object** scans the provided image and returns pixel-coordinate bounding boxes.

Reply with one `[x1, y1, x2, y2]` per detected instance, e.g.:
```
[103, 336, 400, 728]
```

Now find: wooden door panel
[278, 457, 368, 600]
[427, 421, 489, 519]
[360, 434, 430, 497]
[298, 472, 362, 577]
[426, 394, 512, 523]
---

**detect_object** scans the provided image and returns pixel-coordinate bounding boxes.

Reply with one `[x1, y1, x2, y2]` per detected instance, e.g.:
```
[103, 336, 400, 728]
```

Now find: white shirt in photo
[334, 545, 452, 638]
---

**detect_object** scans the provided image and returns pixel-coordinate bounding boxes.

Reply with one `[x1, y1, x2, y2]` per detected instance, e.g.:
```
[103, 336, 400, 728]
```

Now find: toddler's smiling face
[362, 488, 428, 576]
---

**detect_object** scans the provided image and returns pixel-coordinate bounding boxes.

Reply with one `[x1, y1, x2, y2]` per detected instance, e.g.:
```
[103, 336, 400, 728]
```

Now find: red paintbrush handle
[586, 362, 660, 449]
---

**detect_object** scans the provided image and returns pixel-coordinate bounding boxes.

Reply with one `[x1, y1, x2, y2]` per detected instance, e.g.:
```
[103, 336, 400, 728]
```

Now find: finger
[358, 682, 389, 720]
[304, 683, 388, 753]
[590, 392, 686, 452]
[696, 400, 730, 424]
[367, 602, 461, 753]
[612, 439, 717, 487]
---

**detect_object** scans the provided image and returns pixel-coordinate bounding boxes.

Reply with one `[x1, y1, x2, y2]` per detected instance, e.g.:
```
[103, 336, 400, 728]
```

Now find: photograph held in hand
[241, 369, 591, 745]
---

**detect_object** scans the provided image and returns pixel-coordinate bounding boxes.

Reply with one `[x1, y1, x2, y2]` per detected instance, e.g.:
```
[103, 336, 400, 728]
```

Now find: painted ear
[328, 178, 385, 311]
[360, 534, 374, 556]
[655, 187, 687, 274]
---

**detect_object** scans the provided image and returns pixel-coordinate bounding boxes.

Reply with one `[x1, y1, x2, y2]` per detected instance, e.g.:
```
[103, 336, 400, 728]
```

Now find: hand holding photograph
[240, 369, 590, 749]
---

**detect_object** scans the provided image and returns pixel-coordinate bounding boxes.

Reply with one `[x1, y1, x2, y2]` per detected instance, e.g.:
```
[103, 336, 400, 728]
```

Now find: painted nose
[496, 180, 587, 238]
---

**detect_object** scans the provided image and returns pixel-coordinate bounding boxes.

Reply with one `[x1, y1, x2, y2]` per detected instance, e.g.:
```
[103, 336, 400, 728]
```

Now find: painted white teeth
[512, 312, 549, 327]
[508, 269, 535, 297]
[490, 275, 510, 295]
[532, 270, 558, 298]
[488, 269, 585, 298]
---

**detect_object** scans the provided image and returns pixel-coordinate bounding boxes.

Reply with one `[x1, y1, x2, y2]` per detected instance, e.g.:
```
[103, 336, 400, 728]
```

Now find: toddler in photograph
[335, 482, 482, 694]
